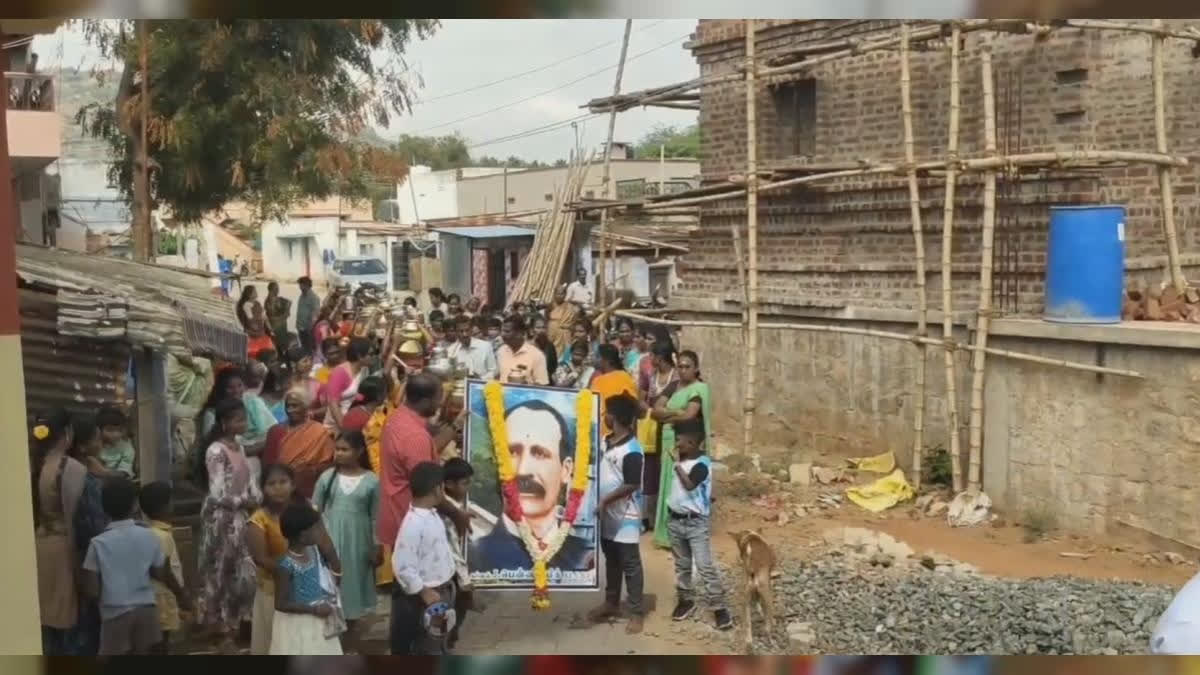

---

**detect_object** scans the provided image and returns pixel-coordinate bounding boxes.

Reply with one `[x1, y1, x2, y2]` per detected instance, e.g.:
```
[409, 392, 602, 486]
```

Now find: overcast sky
[32, 9, 973, 164]
[33, 19, 701, 164]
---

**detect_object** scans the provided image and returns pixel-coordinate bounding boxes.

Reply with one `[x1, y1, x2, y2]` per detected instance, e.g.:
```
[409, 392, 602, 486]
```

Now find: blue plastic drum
[1044, 205, 1126, 324]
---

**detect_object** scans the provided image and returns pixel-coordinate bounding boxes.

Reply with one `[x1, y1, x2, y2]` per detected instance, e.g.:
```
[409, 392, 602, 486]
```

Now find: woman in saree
[263, 281, 292, 356]
[638, 340, 678, 532]
[558, 318, 597, 370]
[32, 409, 108, 655]
[262, 387, 335, 500]
[547, 287, 577, 354]
[650, 349, 712, 549]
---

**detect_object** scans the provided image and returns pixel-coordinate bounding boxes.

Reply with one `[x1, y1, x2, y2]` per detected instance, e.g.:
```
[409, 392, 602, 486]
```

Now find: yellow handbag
[637, 414, 659, 455]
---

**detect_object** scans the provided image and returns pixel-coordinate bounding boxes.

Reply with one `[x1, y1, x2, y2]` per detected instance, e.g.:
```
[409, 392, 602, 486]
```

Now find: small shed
[15, 244, 247, 483]
[433, 225, 536, 309]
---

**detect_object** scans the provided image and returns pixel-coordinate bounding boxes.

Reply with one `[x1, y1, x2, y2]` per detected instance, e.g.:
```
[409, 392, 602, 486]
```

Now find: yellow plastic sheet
[847, 450, 896, 474]
[846, 468, 915, 513]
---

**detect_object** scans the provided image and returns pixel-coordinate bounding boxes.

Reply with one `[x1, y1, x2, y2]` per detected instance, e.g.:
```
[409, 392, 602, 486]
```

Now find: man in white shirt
[446, 315, 498, 380]
[565, 267, 594, 309]
[391, 462, 457, 655]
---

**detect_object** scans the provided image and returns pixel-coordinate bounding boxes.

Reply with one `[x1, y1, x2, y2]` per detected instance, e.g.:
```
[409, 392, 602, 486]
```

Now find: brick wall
[682, 20, 1200, 315]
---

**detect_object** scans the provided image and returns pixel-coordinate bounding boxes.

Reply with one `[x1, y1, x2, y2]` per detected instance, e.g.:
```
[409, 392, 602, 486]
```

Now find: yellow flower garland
[573, 389, 593, 491]
[483, 381, 515, 482]
[481, 382, 596, 610]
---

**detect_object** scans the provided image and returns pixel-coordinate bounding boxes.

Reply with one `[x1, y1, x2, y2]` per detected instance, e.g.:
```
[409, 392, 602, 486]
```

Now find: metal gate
[392, 241, 411, 291]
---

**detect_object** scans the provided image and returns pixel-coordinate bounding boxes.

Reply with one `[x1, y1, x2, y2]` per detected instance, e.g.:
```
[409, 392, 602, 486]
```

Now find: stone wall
[681, 19, 1200, 315]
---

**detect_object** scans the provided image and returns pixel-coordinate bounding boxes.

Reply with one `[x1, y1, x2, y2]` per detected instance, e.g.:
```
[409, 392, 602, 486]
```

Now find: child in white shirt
[391, 461, 456, 655]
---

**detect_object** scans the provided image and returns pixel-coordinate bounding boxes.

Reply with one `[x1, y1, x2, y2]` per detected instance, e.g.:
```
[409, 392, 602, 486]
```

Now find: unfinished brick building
[588, 19, 1200, 545]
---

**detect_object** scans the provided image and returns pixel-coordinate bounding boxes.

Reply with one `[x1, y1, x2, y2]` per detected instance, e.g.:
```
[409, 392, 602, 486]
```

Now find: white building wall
[261, 217, 340, 284]
[455, 160, 700, 217]
[394, 166, 509, 224]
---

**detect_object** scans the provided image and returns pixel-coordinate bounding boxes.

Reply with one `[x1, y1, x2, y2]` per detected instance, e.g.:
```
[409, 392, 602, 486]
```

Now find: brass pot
[400, 319, 424, 342]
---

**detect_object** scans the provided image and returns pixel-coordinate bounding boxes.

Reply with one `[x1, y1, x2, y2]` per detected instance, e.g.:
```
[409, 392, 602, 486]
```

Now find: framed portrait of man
[463, 379, 601, 590]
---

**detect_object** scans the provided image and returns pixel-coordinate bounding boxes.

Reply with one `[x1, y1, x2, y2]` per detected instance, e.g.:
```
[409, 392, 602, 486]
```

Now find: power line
[419, 19, 667, 103]
[466, 113, 599, 152]
[411, 30, 691, 135]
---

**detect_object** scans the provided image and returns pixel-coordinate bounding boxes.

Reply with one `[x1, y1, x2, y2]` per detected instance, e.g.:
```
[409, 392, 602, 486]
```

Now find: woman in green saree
[650, 349, 711, 549]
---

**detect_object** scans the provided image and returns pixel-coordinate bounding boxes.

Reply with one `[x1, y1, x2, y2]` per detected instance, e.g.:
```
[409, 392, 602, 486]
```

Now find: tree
[634, 123, 700, 160]
[76, 19, 439, 226]
[390, 133, 472, 170]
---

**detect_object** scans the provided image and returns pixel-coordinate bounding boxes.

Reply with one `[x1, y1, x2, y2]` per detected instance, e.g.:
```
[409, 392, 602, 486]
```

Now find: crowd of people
[29, 269, 731, 655]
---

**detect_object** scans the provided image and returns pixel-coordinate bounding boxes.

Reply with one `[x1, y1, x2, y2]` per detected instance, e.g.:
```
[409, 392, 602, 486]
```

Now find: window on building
[360, 243, 375, 256]
[544, 193, 554, 202]
[510, 251, 520, 279]
[1055, 68, 1089, 85]
[585, 190, 595, 199]
[771, 78, 817, 157]
[507, 196, 516, 204]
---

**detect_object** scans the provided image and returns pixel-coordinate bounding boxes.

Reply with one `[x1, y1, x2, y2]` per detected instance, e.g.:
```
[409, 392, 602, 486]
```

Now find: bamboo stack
[508, 150, 597, 305]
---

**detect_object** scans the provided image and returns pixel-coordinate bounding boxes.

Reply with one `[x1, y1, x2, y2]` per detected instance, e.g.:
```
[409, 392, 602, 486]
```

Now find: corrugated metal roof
[20, 289, 131, 416]
[433, 225, 536, 240]
[424, 209, 545, 227]
[16, 244, 247, 361]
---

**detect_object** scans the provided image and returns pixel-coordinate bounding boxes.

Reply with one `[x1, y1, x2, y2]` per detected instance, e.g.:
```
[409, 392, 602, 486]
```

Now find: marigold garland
[482, 382, 594, 610]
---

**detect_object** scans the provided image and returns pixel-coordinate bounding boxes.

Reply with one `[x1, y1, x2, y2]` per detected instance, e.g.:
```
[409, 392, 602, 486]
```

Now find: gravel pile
[751, 552, 1176, 654]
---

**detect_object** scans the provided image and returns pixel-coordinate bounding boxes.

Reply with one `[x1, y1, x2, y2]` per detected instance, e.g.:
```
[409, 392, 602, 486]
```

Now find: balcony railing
[5, 72, 55, 112]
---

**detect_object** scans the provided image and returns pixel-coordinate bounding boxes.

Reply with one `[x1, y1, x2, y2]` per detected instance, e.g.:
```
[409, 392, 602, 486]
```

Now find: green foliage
[923, 445, 953, 488]
[634, 123, 700, 159]
[75, 19, 439, 223]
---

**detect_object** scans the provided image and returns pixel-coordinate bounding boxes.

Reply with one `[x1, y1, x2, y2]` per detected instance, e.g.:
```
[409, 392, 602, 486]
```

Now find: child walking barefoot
[270, 504, 344, 655]
[313, 431, 381, 653]
[246, 464, 299, 655]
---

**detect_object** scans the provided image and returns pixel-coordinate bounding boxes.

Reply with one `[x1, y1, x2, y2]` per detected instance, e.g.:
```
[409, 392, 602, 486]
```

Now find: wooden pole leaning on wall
[743, 18, 761, 457]
[598, 19, 633, 309]
[1152, 18, 1187, 293]
[613, 310, 1144, 379]
[940, 24, 965, 495]
[966, 50, 998, 495]
[900, 23, 929, 491]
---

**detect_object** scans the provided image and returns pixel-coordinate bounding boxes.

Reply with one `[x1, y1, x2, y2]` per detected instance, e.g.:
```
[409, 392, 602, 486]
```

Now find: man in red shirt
[380, 372, 468, 653]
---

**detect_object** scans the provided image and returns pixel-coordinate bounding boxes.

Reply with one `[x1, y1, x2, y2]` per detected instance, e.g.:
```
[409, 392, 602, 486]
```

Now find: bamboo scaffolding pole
[743, 18, 761, 458]
[940, 24, 964, 495]
[966, 51, 997, 495]
[585, 19, 1200, 115]
[900, 23, 929, 490]
[619, 150, 1186, 213]
[1152, 18, 1187, 293]
[597, 20, 633, 309]
[612, 311, 1144, 379]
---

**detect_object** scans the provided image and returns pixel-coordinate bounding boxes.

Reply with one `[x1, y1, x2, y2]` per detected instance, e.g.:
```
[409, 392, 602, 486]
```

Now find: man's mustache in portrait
[517, 474, 545, 498]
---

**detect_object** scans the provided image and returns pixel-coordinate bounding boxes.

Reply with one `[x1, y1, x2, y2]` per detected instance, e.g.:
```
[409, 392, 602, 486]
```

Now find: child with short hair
[665, 420, 732, 631]
[138, 481, 185, 654]
[589, 393, 646, 634]
[441, 457, 474, 649]
[391, 461, 456, 655]
[95, 406, 135, 478]
[270, 503, 344, 655]
[82, 476, 189, 655]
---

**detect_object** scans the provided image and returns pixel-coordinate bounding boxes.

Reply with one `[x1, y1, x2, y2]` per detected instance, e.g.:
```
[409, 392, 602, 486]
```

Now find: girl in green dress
[651, 350, 713, 549]
[313, 431, 381, 653]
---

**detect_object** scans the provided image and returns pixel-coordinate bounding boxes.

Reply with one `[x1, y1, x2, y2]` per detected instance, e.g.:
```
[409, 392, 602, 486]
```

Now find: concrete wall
[677, 310, 971, 471]
[456, 159, 700, 217]
[982, 329, 1200, 545]
[683, 19, 1200, 315]
[678, 304, 1200, 545]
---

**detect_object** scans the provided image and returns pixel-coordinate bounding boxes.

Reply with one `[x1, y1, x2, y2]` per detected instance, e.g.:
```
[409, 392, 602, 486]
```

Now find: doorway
[488, 249, 507, 310]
